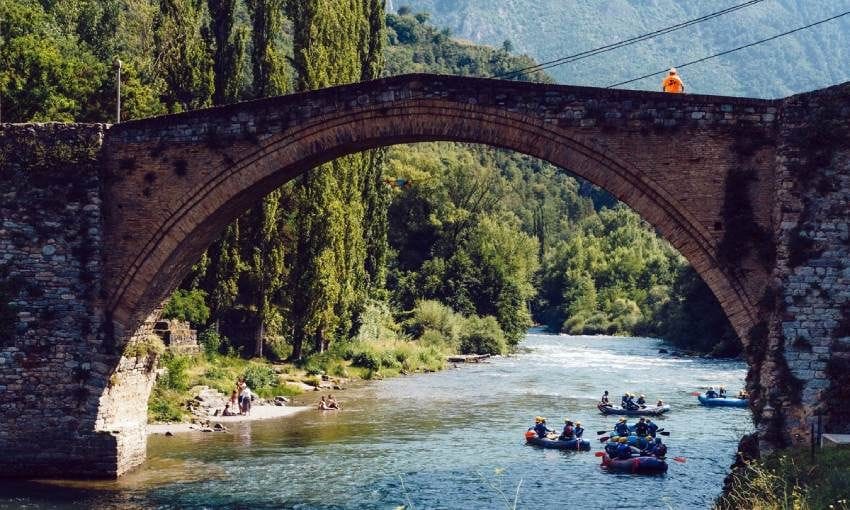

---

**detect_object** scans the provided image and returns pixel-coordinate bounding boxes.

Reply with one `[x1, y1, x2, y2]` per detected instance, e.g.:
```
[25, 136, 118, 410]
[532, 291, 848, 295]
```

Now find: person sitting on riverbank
[239, 384, 253, 415]
[614, 417, 630, 437]
[222, 402, 238, 416]
[574, 421, 584, 439]
[706, 387, 719, 399]
[559, 419, 575, 441]
[600, 390, 611, 407]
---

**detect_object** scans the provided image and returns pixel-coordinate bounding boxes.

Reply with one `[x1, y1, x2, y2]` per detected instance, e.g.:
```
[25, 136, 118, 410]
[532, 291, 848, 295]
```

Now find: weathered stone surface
[1, 75, 849, 478]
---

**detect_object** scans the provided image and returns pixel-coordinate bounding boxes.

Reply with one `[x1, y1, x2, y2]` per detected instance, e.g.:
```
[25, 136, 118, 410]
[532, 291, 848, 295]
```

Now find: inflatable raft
[525, 432, 591, 451]
[598, 403, 671, 416]
[600, 453, 668, 474]
[697, 395, 748, 408]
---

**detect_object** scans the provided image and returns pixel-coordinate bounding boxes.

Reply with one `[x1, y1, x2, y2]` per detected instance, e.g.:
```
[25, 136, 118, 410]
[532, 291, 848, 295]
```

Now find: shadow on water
[0, 332, 753, 509]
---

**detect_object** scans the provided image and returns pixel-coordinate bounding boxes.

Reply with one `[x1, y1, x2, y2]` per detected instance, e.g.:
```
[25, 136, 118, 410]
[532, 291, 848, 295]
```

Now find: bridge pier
[1, 76, 848, 478]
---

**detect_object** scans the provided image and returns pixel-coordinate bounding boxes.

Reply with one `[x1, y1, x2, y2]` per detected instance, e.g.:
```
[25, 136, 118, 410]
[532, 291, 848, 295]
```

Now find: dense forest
[398, 0, 850, 98]
[1, 1, 739, 361]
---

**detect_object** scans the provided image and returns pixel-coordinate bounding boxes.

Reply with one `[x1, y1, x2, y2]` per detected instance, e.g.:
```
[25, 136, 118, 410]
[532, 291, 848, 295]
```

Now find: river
[0, 332, 752, 509]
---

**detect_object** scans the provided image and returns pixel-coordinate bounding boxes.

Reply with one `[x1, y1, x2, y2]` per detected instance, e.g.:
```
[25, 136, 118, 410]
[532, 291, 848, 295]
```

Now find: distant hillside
[393, 0, 850, 98]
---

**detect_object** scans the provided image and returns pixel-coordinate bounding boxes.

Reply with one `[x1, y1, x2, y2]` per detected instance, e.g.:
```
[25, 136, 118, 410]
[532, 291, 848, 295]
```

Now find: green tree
[240, 190, 288, 357]
[153, 0, 213, 111]
[206, 0, 247, 105]
[0, 0, 104, 122]
[245, 0, 287, 98]
[287, 0, 378, 357]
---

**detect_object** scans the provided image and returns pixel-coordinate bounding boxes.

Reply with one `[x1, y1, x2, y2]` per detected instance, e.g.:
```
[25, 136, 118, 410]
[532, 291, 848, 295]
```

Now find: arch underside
[107, 99, 758, 344]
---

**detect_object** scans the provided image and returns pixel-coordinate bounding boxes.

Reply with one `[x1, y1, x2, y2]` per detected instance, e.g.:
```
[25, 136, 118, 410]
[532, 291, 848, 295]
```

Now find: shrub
[356, 300, 401, 343]
[405, 300, 464, 346]
[350, 346, 381, 370]
[162, 289, 210, 327]
[459, 316, 507, 355]
[160, 353, 190, 391]
[243, 363, 277, 391]
[198, 328, 222, 358]
[265, 335, 292, 361]
[123, 334, 165, 358]
[148, 387, 185, 423]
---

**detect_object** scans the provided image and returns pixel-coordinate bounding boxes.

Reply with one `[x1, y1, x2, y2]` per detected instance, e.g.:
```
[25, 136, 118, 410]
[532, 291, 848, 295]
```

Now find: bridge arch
[105, 79, 767, 346]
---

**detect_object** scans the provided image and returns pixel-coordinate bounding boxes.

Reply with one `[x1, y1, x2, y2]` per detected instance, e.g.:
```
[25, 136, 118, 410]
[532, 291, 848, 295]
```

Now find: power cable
[490, 0, 766, 80]
[607, 10, 850, 88]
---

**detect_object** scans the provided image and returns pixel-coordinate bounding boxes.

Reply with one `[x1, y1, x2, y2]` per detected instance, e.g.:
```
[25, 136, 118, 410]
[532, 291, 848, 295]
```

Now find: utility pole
[114, 58, 122, 123]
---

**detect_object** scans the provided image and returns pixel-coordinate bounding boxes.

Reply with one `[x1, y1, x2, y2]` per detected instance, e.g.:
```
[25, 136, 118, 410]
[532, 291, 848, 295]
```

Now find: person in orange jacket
[662, 68, 685, 93]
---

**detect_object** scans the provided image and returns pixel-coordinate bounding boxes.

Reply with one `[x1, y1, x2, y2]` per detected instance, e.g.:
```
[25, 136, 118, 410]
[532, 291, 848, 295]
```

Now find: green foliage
[405, 299, 464, 346]
[123, 334, 166, 358]
[646, 266, 740, 356]
[198, 328, 223, 357]
[162, 289, 210, 327]
[717, 449, 850, 510]
[0, 0, 105, 122]
[242, 363, 278, 390]
[459, 315, 507, 355]
[355, 299, 403, 343]
[153, 0, 214, 111]
[148, 386, 186, 422]
[159, 352, 191, 391]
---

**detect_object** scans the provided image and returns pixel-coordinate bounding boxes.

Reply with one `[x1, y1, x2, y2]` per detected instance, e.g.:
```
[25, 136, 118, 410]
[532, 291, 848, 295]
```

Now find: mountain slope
[394, 0, 850, 98]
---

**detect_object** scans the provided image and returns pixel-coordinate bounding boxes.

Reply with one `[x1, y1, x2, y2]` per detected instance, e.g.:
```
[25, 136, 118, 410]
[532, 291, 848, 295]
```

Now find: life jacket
[654, 444, 668, 457]
[635, 423, 648, 436]
[662, 74, 684, 93]
[616, 443, 633, 460]
[574, 426, 584, 438]
[534, 423, 549, 438]
[614, 423, 629, 436]
[561, 425, 574, 439]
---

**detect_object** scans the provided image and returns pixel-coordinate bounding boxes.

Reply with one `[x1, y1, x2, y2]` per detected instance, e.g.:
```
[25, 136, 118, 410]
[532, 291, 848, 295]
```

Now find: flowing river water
[0, 331, 753, 509]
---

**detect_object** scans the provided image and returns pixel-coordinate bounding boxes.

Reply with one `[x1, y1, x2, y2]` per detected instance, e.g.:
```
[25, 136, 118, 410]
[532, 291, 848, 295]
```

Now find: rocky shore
[148, 385, 314, 435]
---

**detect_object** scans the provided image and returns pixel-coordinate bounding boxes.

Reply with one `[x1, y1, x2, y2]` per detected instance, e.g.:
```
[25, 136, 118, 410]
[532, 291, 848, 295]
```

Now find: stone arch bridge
[0, 74, 848, 478]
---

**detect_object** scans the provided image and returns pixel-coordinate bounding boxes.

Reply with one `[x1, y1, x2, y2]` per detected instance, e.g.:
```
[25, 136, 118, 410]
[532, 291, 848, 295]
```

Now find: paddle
[673, 456, 687, 463]
[594, 451, 605, 457]
[597, 430, 609, 435]
[690, 391, 702, 396]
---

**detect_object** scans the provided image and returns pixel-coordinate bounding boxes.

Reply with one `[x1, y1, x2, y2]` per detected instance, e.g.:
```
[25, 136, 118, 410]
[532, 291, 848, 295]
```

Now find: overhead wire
[490, 0, 766, 80]
[607, 10, 850, 88]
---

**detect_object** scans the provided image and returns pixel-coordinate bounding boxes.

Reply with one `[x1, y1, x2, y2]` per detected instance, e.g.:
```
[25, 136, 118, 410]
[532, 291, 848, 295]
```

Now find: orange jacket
[662, 74, 685, 93]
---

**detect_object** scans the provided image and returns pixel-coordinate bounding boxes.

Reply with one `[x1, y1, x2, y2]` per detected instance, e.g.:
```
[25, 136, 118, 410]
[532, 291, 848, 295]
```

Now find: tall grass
[717, 449, 850, 510]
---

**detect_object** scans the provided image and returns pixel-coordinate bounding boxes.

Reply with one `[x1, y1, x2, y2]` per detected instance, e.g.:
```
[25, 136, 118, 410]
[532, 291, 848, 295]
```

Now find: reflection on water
[0, 332, 753, 509]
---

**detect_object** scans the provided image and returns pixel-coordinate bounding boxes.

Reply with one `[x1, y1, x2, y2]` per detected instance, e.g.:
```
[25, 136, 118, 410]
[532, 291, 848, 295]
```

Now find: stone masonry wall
[0, 123, 146, 478]
[757, 82, 850, 445]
